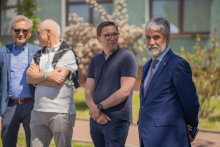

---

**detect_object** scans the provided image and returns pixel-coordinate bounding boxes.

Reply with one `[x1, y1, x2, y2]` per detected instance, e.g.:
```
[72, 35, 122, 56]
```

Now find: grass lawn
[198, 97, 220, 131]
[74, 89, 220, 131]
[0, 133, 94, 147]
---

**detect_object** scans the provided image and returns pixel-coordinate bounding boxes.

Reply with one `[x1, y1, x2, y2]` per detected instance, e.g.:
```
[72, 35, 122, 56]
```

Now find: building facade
[1, 0, 220, 57]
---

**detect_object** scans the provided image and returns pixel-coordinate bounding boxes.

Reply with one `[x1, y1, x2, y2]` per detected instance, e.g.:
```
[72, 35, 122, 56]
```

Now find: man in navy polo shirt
[85, 21, 138, 147]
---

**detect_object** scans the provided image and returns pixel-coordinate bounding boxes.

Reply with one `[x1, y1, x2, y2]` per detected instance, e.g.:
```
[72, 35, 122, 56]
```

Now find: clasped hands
[89, 105, 111, 125]
[28, 63, 66, 85]
[187, 125, 197, 143]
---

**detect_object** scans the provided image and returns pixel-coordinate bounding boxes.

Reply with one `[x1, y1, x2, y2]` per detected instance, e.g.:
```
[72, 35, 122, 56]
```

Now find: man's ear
[11, 29, 14, 36]
[166, 35, 170, 46]
[28, 32, 32, 38]
[47, 29, 51, 37]
[97, 35, 101, 43]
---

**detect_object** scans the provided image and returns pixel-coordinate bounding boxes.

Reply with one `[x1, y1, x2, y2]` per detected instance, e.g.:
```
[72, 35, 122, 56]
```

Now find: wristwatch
[97, 104, 103, 111]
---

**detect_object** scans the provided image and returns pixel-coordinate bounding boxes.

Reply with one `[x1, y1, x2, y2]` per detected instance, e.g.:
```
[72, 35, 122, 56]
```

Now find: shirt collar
[46, 42, 61, 52]
[152, 47, 170, 62]
[102, 45, 120, 59]
[13, 42, 28, 51]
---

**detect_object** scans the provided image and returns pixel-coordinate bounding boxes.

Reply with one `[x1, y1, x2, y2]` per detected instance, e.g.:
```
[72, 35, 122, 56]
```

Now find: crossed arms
[85, 77, 136, 125]
[26, 62, 69, 86]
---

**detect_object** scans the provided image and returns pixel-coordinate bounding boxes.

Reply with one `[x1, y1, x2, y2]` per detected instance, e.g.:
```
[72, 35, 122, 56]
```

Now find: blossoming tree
[65, 0, 146, 80]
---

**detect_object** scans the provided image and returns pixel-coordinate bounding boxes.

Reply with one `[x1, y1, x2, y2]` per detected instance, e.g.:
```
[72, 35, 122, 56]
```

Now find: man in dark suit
[138, 17, 200, 147]
[0, 15, 40, 147]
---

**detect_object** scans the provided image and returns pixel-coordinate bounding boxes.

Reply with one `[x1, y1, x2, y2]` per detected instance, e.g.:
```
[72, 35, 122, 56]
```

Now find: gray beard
[147, 40, 166, 57]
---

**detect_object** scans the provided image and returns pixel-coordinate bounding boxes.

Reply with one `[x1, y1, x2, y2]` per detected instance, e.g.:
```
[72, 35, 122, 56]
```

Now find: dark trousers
[1, 100, 34, 147]
[141, 137, 144, 147]
[90, 118, 130, 147]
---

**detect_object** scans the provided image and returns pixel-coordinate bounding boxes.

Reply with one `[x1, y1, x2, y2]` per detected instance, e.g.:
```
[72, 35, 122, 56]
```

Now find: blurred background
[0, 0, 220, 147]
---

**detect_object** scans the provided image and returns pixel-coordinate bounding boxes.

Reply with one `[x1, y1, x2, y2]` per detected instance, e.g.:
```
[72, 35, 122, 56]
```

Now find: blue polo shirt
[87, 46, 138, 123]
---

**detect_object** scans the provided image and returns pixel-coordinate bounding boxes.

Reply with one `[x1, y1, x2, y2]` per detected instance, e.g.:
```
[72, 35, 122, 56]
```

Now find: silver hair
[41, 19, 60, 37]
[11, 15, 33, 31]
[145, 16, 170, 38]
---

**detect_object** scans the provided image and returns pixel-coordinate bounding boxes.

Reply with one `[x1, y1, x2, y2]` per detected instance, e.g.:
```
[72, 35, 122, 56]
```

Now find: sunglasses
[13, 29, 29, 35]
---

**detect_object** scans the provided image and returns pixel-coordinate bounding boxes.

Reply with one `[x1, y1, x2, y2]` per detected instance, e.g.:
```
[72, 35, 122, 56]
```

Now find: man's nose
[109, 35, 115, 40]
[149, 38, 155, 46]
[18, 30, 24, 36]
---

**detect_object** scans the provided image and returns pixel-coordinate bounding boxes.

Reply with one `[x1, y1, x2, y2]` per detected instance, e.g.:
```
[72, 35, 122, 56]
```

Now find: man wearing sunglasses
[85, 21, 138, 147]
[0, 15, 40, 147]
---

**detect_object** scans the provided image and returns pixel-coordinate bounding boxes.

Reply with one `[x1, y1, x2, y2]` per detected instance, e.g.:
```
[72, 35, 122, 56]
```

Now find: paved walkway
[73, 119, 220, 147]
[2, 118, 220, 147]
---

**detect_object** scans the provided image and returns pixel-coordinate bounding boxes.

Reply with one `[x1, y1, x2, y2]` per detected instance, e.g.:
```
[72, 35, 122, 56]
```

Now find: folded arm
[26, 63, 69, 87]
[26, 63, 44, 84]
[40, 67, 69, 87]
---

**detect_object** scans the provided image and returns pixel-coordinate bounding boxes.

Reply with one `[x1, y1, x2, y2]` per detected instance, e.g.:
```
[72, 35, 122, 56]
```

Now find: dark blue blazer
[138, 49, 200, 147]
[0, 43, 41, 116]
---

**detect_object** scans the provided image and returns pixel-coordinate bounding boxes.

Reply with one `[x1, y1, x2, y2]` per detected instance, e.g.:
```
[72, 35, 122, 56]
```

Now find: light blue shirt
[144, 47, 170, 89]
[9, 43, 31, 99]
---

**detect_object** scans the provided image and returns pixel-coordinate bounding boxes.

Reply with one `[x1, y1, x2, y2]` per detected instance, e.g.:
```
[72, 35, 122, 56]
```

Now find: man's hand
[96, 112, 111, 125]
[46, 69, 65, 84]
[187, 125, 196, 142]
[28, 63, 39, 73]
[187, 125, 192, 131]
[89, 105, 101, 121]
[188, 134, 195, 142]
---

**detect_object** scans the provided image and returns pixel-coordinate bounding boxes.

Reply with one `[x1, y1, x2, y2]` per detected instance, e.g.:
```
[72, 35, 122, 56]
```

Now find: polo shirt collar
[46, 41, 61, 52]
[102, 45, 120, 58]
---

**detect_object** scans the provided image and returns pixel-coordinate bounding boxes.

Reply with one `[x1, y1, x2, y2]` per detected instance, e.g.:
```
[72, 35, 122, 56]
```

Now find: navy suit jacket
[0, 43, 41, 116]
[138, 49, 200, 147]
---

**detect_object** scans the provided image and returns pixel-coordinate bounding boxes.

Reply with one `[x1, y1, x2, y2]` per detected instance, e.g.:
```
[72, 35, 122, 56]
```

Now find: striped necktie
[143, 59, 159, 96]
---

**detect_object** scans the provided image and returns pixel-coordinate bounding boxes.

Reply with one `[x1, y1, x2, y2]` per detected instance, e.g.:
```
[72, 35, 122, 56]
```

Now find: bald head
[41, 19, 60, 37]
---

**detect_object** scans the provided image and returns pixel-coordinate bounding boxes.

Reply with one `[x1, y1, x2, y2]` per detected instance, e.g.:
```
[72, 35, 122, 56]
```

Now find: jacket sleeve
[173, 59, 200, 127]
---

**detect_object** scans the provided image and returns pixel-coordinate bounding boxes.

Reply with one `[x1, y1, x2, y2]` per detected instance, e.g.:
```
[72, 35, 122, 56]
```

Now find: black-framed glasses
[13, 29, 29, 35]
[101, 33, 120, 39]
[37, 29, 47, 36]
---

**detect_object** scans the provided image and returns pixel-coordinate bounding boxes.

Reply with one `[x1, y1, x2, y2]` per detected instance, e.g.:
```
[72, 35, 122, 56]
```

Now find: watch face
[97, 104, 103, 110]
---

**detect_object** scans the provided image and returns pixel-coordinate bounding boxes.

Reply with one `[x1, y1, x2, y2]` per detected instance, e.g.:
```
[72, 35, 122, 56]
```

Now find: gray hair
[41, 19, 60, 37]
[145, 16, 170, 38]
[11, 15, 33, 31]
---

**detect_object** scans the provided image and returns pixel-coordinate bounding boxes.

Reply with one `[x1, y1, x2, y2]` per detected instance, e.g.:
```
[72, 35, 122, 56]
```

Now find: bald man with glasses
[0, 15, 40, 147]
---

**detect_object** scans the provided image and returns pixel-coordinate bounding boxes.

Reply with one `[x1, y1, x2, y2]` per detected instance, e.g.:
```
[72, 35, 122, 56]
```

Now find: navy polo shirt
[87, 46, 138, 123]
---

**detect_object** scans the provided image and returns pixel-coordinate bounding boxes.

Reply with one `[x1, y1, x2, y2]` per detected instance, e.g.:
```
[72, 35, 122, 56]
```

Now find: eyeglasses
[37, 29, 47, 36]
[13, 29, 29, 35]
[101, 33, 120, 39]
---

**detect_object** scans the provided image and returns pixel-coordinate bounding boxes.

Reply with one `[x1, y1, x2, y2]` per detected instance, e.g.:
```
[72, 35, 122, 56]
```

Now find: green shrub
[178, 29, 220, 116]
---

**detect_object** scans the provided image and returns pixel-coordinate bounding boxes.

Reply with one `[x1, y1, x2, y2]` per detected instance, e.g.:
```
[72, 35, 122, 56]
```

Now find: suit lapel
[142, 49, 173, 103]
[28, 43, 34, 65]
[140, 59, 152, 103]
[6, 44, 13, 85]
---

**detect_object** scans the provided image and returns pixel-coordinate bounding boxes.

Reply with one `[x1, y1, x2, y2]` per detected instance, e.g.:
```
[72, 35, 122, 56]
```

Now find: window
[0, 0, 22, 38]
[67, 0, 113, 27]
[150, 0, 211, 36]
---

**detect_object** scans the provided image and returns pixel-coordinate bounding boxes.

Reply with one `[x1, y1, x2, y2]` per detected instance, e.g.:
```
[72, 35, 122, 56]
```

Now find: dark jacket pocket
[154, 119, 177, 127]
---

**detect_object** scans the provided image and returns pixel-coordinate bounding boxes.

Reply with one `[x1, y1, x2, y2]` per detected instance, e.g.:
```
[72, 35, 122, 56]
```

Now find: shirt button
[142, 106, 144, 109]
